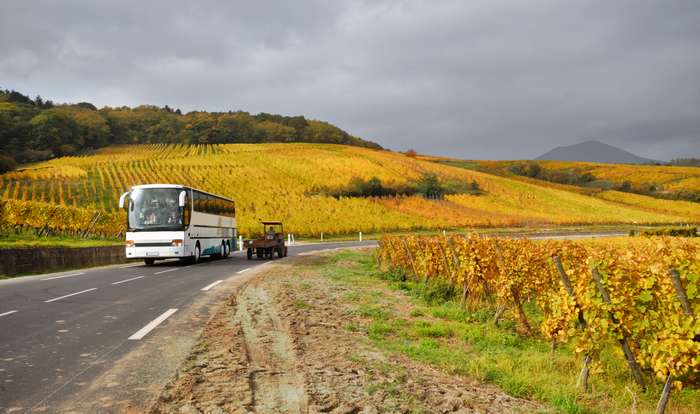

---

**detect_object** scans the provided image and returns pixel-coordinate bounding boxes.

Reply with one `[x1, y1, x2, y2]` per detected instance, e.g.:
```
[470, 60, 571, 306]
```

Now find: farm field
[0, 143, 698, 238]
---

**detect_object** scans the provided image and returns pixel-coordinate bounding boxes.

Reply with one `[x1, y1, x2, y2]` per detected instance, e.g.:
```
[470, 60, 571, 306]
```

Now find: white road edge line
[119, 264, 140, 269]
[44, 288, 97, 303]
[112, 276, 145, 285]
[0, 310, 18, 318]
[128, 308, 178, 340]
[236, 267, 251, 274]
[42, 272, 86, 281]
[201, 280, 223, 291]
[154, 268, 178, 275]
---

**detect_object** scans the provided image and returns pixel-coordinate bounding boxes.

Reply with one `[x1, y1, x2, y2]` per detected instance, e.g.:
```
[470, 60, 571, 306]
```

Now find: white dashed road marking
[44, 288, 97, 303]
[112, 276, 145, 285]
[236, 267, 251, 274]
[154, 268, 178, 275]
[0, 310, 18, 318]
[42, 272, 86, 281]
[128, 309, 178, 340]
[201, 280, 223, 291]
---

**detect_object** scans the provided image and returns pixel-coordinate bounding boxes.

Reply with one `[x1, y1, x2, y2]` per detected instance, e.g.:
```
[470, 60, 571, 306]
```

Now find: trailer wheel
[276, 246, 284, 258]
[247, 248, 253, 260]
[256, 248, 263, 259]
[283, 246, 288, 257]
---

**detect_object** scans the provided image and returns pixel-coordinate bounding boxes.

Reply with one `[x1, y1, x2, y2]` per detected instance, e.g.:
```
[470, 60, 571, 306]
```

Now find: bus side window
[193, 191, 202, 212]
[183, 193, 191, 226]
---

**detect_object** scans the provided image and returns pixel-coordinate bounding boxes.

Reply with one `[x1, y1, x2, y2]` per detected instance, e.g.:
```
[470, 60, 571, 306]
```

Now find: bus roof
[131, 184, 234, 203]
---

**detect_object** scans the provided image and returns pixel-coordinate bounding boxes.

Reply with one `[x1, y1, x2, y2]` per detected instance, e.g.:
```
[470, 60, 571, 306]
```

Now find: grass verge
[316, 249, 700, 414]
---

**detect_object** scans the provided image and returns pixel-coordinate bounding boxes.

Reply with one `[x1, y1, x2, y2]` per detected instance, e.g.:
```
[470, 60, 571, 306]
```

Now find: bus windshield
[127, 188, 186, 231]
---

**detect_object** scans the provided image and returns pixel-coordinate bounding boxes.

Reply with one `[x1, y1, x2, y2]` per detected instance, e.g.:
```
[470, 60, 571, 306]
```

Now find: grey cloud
[1, 0, 698, 160]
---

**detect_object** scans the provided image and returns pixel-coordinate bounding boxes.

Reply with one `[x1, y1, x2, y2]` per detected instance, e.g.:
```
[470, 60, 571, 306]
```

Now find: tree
[416, 173, 444, 199]
[29, 109, 81, 154]
[619, 180, 632, 192]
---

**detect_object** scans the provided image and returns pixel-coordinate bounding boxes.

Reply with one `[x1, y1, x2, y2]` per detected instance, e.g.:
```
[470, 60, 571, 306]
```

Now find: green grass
[316, 249, 700, 414]
[0, 232, 121, 249]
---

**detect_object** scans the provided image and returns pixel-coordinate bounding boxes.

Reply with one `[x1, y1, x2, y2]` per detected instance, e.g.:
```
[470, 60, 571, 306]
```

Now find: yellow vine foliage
[378, 235, 700, 382]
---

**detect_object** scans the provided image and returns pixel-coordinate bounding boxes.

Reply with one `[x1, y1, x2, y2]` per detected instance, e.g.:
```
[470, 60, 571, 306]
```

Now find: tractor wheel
[283, 246, 288, 257]
[247, 248, 253, 260]
[276, 246, 284, 258]
[256, 248, 263, 259]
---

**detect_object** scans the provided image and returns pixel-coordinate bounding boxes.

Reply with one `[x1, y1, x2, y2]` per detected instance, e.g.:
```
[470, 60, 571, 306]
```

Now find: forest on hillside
[0, 88, 381, 172]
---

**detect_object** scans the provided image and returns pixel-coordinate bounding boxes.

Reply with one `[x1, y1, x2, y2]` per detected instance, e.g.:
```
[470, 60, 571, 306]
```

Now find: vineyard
[466, 159, 700, 201]
[0, 143, 699, 238]
[377, 235, 699, 410]
[472, 160, 700, 191]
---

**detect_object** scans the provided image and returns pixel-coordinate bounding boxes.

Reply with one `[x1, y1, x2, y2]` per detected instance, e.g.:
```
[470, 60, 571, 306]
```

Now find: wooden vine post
[494, 243, 532, 335]
[552, 255, 592, 391]
[590, 267, 646, 390]
[444, 235, 471, 308]
[656, 268, 694, 414]
[401, 238, 419, 281]
[437, 237, 463, 303]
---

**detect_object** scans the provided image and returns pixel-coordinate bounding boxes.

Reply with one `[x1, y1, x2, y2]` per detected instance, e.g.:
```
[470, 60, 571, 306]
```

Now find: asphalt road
[0, 241, 376, 412]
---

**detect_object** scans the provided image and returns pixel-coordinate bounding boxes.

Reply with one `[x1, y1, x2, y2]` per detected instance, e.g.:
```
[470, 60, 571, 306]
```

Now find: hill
[0, 88, 381, 170]
[535, 140, 657, 164]
[1, 144, 698, 238]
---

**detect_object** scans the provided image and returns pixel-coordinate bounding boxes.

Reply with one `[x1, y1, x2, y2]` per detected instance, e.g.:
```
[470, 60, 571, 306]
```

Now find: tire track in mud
[233, 283, 308, 413]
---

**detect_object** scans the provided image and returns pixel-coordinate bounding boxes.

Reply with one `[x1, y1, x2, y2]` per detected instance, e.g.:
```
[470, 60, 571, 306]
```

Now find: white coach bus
[119, 184, 236, 265]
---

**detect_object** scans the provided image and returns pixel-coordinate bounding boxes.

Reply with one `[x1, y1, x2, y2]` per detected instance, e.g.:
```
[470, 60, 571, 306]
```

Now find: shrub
[0, 155, 17, 173]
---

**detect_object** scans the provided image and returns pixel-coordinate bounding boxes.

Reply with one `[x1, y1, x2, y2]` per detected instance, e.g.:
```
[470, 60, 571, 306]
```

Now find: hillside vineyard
[0, 144, 698, 237]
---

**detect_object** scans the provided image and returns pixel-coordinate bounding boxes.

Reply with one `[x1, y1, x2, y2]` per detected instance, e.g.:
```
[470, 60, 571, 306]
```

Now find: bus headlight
[171, 239, 183, 247]
[126, 240, 134, 247]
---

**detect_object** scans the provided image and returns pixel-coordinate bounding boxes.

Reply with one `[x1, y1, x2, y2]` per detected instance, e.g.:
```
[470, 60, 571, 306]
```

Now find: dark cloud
[1, 0, 698, 160]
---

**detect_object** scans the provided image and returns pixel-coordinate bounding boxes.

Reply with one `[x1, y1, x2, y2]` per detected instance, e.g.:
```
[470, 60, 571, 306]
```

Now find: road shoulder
[150, 251, 540, 413]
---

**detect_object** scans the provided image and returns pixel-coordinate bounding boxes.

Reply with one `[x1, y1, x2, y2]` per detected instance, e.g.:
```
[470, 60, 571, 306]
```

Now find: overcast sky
[1, 0, 699, 160]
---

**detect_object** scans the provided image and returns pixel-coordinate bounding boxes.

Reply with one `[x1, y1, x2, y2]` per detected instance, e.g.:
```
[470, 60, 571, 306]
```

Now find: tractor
[244, 221, 288, 260]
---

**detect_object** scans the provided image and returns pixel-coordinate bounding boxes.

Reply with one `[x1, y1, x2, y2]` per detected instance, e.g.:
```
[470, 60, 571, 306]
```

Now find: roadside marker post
[238, 235, 244, 251]
[359, 232, 363, 242]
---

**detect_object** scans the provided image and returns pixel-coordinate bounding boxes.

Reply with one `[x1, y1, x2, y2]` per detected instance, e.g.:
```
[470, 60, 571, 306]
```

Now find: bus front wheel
[144, 258, 155, 266]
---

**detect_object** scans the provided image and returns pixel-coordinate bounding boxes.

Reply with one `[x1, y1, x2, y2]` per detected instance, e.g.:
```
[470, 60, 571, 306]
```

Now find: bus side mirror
[178, 191, 187, 207]
[119, 192, 130, 209]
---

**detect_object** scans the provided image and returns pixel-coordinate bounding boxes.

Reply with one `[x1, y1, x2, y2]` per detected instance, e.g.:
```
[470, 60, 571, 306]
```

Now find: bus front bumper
[126, 246, 187, 260]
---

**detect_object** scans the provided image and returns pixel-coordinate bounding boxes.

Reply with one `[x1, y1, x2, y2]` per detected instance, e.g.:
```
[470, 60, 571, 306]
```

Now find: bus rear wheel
[192, 244, 201, 264]
[144, 258, 155, 266]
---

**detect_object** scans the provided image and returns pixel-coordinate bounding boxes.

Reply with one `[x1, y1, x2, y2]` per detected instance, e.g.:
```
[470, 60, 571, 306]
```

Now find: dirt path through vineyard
[151, 252, 541, 413]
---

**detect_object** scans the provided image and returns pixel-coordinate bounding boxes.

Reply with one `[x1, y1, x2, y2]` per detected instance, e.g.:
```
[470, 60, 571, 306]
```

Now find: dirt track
[151, 254, 540, 414]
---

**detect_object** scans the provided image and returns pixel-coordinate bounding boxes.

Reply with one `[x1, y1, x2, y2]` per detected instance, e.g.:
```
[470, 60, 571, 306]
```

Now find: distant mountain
[535, 140, 659, 164]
